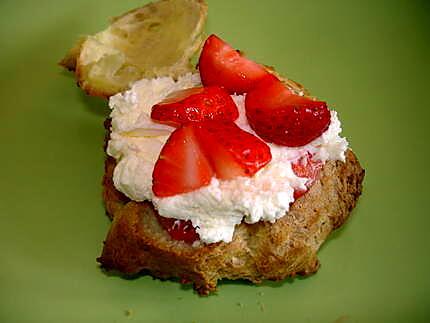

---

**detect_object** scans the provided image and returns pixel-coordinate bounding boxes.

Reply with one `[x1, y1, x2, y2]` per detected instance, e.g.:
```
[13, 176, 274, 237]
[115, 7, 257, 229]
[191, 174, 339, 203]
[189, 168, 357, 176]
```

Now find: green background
[1, 0, 429, 322]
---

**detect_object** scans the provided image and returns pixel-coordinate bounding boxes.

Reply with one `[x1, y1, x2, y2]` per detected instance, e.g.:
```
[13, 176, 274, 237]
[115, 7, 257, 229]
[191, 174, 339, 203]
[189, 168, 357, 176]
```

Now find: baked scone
[97, 66, 364, 294]
[60, 0, 207, 97]
[100, 150, 363, 295]
[61, 0, 365, 295]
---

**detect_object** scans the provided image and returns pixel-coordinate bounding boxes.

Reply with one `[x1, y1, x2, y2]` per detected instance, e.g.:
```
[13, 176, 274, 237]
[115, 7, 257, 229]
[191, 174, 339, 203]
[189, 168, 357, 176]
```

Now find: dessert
[61, 0, 364, 295]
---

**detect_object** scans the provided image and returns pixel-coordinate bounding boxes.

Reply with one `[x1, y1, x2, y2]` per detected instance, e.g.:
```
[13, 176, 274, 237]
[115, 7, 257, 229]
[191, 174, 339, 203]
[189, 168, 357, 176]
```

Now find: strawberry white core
[107, 73, 348, 244]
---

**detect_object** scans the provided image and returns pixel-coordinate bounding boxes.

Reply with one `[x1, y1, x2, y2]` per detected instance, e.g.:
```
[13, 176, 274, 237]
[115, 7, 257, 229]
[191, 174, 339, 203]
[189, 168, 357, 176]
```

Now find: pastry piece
[60, 0, 207, 97]
[99, 150, 364, 295]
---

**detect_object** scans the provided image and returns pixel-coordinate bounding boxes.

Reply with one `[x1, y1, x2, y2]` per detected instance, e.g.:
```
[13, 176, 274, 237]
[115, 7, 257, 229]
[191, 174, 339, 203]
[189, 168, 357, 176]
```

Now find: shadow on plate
[78, 89, 110, 118]
[217, 275, 300, 290]
[98, 265, 313, 296]
[99, 267, 143, 281]
[318, 199, 363, 254]
[175, 274, 312, 295]
[60, 69, 110, 118]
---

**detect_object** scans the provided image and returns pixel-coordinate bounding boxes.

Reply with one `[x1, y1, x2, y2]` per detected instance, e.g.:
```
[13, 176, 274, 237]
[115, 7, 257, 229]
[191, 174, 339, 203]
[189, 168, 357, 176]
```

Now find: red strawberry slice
[152, 124, 214, 197]
[198, 34, 269, 94]
[151, 86, 238, 127]
[245, 75, 331, 147]
[244, 74, 295, 109]
[153, 121, 272, 197]
[156, 215, 199, 244]
[291, 153, 323, 199]
[196, 121, 272, 180]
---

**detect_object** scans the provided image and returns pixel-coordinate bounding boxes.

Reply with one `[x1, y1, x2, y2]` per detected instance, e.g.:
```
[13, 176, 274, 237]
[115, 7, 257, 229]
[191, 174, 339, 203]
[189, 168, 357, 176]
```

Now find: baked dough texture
[98, 146, 364, 295]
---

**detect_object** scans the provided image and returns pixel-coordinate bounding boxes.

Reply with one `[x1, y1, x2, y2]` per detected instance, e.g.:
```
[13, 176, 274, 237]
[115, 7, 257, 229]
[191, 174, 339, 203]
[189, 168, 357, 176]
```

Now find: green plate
[1, 0, 429, 322]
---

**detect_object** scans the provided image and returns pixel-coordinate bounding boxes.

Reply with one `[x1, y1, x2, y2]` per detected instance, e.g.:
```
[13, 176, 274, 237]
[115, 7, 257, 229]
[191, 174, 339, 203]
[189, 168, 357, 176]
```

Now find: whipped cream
[107, 73, 348, 243]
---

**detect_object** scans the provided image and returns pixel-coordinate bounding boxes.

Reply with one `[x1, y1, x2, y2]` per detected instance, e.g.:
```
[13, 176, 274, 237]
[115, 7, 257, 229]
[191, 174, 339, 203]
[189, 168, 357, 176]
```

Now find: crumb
[124, 309, 132, 317]
[236, 302, 244, 308]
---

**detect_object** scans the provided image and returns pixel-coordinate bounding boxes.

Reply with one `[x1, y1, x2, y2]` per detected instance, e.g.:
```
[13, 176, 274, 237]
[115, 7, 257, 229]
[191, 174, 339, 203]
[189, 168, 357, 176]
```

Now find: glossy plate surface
[1, 0, 429, 322]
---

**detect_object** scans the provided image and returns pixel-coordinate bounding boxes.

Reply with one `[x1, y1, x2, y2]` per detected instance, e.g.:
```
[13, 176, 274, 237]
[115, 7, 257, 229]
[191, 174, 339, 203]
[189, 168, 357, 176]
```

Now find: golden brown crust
[98, 149, 364, 295]
[58, 37, 86, 71]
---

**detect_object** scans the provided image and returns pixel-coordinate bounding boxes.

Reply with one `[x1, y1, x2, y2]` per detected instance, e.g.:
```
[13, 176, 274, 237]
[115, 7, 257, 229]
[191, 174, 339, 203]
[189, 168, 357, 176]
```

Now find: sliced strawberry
[153, 121, 271, 196]
[245, 75, 331, 147]
[156, 215, 199, 244]
[152, 124, 214, 197]
[198, 34, 269, 94]
[151, 86, 238, 127]
[292, 153, 323, 199]
[196, 121, 272, 180]
[243, 74, 295, 109]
